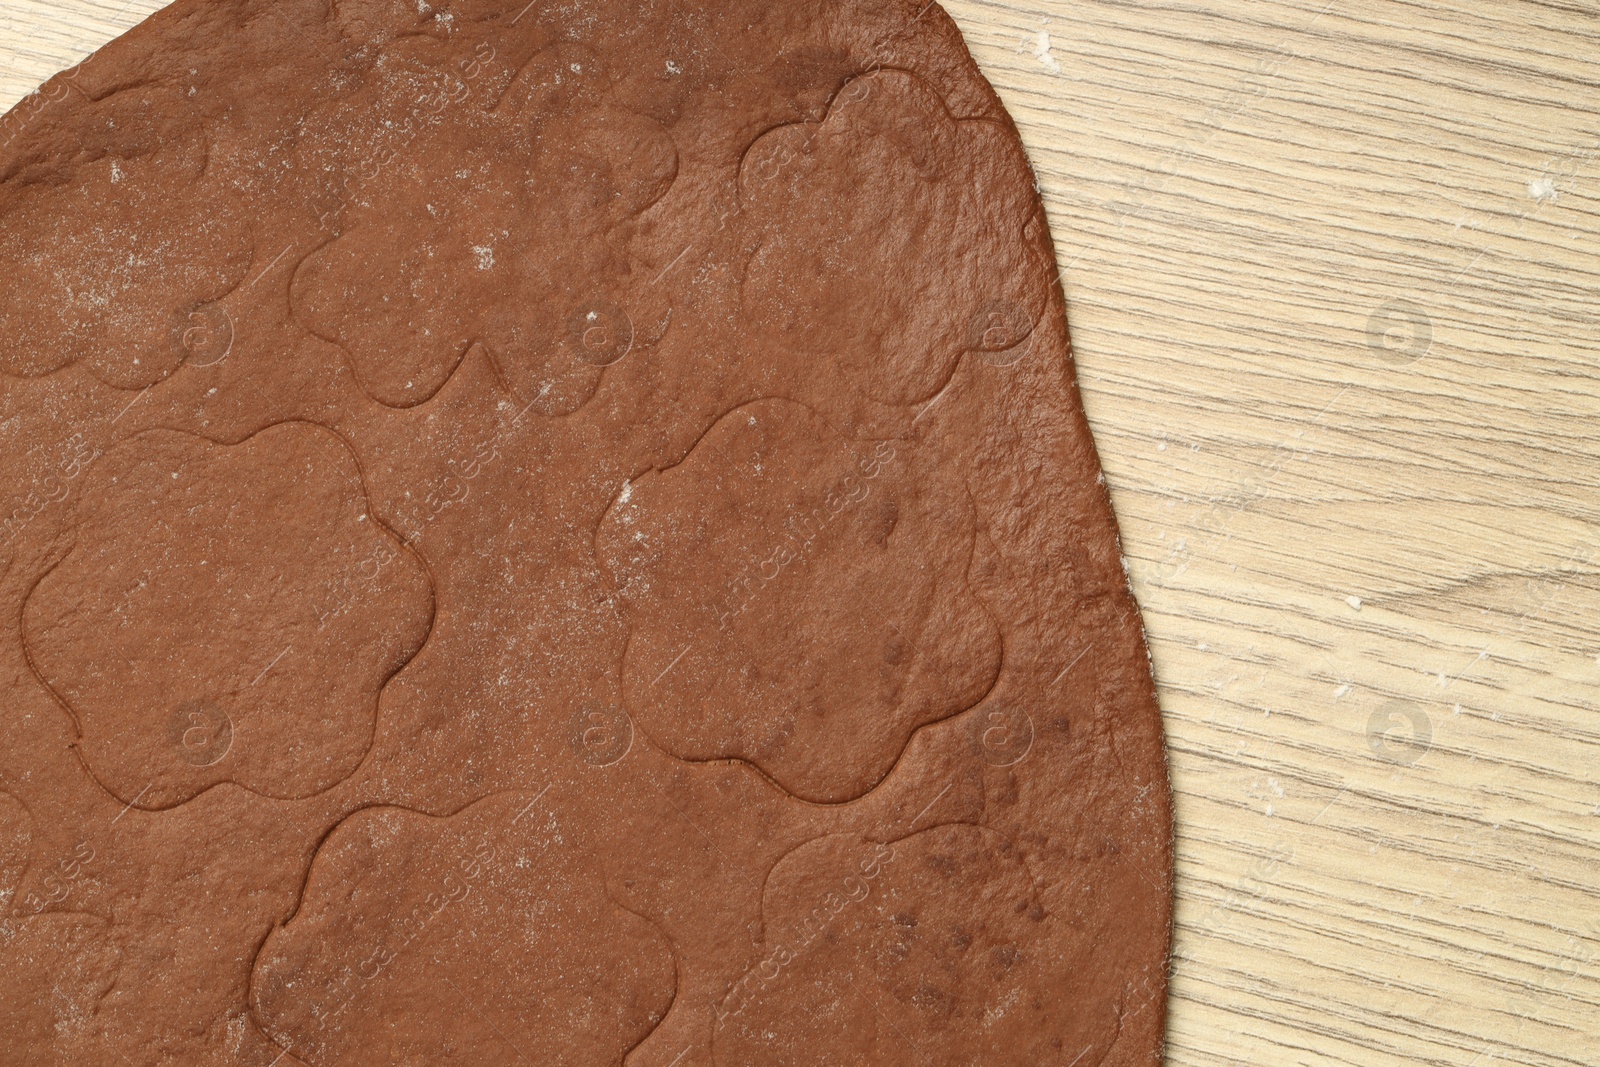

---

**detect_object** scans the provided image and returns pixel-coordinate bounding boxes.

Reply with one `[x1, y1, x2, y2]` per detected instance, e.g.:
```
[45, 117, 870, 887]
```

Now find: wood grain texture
[3, 2, 1596, 1066]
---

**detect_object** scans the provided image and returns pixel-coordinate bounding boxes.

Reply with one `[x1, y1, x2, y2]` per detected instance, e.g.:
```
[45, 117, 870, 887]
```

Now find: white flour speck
[1029, 29, 1063, 74]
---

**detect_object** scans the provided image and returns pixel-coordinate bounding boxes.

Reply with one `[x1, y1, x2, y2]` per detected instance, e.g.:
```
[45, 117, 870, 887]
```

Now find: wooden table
[3, 2, 1596, 1065]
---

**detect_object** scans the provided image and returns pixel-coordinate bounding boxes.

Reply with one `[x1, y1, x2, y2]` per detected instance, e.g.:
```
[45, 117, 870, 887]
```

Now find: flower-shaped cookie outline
[250, 792, 677, 1066]
[596, 397, 1003, 804]
[0, 85, 253, 391]
[290, 40, 677, 414]
[736, 67, 1050, 428]
[21, 422, 435, 811]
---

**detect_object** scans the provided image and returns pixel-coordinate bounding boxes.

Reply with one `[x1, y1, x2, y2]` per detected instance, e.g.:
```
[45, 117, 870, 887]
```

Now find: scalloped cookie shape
[738, 69, 1049, 426]
[715, 826, 1118, 1066]
[251, 793, 676, 1066]
[0, 85, 251, 390]
[290, 40, 675, 412]
[598, 398, 1001, 803]
[23, 424, 432, 809]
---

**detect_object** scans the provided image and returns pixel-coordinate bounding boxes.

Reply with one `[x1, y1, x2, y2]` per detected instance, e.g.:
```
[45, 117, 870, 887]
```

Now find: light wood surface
[3, 2, 1597, 1065]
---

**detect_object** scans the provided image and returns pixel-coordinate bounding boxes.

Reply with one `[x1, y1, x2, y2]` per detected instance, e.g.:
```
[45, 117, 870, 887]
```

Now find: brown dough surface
[0, 1, 1172, 1064]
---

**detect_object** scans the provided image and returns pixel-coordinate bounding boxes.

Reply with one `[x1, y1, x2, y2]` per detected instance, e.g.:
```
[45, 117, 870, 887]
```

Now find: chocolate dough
[0, 1, 1172, 1064]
